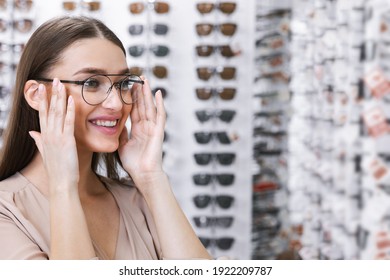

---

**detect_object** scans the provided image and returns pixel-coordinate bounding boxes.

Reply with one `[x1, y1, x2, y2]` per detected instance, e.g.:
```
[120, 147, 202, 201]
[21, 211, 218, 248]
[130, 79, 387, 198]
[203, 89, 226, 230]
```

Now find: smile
[90, 119, 119, 127]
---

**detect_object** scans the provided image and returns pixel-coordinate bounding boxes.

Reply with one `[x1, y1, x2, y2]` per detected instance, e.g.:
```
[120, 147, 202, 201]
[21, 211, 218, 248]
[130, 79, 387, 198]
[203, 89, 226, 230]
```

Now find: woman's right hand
[29, 78, 79, 192]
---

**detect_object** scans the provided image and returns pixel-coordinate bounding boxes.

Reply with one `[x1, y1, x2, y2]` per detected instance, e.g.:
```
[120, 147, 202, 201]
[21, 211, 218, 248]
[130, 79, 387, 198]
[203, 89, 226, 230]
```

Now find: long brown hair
[0, 16, 127, 181]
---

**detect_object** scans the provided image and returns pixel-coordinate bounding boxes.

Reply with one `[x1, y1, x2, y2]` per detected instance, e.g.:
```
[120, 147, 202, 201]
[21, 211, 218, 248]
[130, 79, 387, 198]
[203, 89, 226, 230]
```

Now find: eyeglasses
[199, 237, 235, 250]
[0, 19, 33, 33]
[193, 173, 235, 186]
[196, 87, 236, 100]
[196, 2, 237, 15]
[62, 1, 101, 11]
[196, 23, 237, 36]
[196, 45, 238, 58]
[128, 44, 170, 57]
[128, 23, 169, 36]
[193, 194, 234, 209]
[129, 1, 169, 14]
[194, 131, 232, 144]
[193, 216, 234, 228]
[0, 42, 24, 53]
[35, 74, 144, 105]
[196, 66, 236, 81]
[195, 109, 236, 123]
[194, 153, 236, 166]
[129, 65, 168, 79]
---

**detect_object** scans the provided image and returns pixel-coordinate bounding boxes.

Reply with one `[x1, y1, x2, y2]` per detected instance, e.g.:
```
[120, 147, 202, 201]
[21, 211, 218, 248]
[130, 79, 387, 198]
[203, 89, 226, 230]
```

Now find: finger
[29, 131, 43, 156]
[136, 78, 147, 121]
[142, 79, 157, 122]
[63, 95, 75, 136]
[37, 84, 48, 133]
[47, 78, 59, 130]
[130, 88, 141, 123]
[56, 81, 67, 131]
[155, 90, 166, 137]
[119, 125, 129, 147]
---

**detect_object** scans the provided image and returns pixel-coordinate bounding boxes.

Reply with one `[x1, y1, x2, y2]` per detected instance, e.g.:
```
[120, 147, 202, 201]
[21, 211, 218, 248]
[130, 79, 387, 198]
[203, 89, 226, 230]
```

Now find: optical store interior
[3, 0, 390, 260]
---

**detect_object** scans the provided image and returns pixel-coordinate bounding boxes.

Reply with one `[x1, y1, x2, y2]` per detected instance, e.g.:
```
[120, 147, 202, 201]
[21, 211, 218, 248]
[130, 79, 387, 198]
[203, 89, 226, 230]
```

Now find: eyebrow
[73, 67, 130, 76]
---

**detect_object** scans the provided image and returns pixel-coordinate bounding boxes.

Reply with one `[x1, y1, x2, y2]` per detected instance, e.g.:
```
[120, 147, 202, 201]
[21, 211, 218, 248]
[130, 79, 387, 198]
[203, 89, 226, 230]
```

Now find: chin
[90, 140, 119, 153]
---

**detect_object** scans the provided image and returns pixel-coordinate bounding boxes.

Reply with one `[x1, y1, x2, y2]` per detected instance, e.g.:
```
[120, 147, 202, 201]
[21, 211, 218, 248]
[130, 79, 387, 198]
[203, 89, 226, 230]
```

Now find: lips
[88, 115, 121, 135]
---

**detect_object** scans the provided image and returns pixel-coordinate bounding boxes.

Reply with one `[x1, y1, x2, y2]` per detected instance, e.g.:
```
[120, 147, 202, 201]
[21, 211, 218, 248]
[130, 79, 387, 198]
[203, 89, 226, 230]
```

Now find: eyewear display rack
[288, 0, 390, 260]
[251, 0, 291, 259]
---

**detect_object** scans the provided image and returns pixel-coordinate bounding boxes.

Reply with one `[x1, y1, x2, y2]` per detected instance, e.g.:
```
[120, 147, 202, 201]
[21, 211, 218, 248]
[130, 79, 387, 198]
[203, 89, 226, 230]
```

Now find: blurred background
[1, 0, 390, 260]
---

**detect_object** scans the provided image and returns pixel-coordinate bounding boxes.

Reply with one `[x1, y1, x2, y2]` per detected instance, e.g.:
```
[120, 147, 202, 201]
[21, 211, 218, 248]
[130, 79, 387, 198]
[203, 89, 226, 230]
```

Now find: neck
[21, 150, 105, 199]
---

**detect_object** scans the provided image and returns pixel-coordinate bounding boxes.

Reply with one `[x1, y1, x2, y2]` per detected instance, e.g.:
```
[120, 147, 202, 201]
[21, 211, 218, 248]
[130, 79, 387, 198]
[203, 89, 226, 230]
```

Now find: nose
[101, 85, 123, 111]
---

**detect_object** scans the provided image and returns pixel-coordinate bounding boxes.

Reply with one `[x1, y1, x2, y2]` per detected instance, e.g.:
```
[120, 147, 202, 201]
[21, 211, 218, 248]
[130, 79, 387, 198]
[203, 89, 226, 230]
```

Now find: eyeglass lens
[196, 23, 237, 36]
[192, 173, 235, 186]
[193, 216, 234, 228]
[128, 44, 170, 57]
[199, 237, 235, 250]
[194, 131, 232, 144]
[196, 67, 236, 81]
[129, 1, 170, 14]
[196, 2, 237, 15]
[129, 23, 169, 36]
[81, 74, 142, 105]
[195, 87, 236, 100]
[193, 194, 235, 209]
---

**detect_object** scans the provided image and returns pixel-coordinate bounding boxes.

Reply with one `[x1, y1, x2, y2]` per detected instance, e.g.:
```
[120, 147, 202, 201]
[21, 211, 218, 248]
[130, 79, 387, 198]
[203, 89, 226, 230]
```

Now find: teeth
[92, 120, 118, 127]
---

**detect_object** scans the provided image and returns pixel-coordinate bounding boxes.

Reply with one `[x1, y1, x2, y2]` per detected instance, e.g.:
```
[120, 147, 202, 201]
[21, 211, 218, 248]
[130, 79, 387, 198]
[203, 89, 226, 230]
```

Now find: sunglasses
[196, 66, 236, 81]
[193, 173, 235, 186]
[195, 87, 236, 100]
[14, 0, 33, 11]
[196, 45, 237, 58]
[198, 236, 235, 250]
[193, 194, 234, 209]
[196, 23, 237, 36]
[196, 2, 236, 15]
[0, 18, 33, 33]
[195, 109, 236, 123]
[129, 1, 169, 14]
[194, 131, 232, 144]
[62, 1, 101, 11]
[193, 216, 234, 228]
[129, 65, 168, 79]
[128, 44, 170, 57]
[128, 23, 169, 36]
[194, 153, 236, 166]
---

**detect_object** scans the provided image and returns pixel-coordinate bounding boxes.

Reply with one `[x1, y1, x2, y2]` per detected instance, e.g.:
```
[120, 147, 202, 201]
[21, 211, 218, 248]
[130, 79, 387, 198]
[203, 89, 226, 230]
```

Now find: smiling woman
[0, 16, 211, 260]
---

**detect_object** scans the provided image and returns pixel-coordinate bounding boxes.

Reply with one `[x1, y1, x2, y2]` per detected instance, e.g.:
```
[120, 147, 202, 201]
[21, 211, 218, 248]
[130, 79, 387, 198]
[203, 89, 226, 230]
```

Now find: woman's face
[46, 38, 133, 154]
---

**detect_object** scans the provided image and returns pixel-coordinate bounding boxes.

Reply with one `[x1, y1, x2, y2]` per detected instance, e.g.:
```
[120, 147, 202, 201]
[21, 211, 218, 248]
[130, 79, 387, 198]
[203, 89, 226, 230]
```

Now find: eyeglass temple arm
[34, 77, 85, 85]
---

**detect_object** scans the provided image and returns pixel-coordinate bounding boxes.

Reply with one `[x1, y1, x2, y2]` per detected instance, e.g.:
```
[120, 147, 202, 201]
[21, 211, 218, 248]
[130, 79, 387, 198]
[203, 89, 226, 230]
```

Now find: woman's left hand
[118, 78, 166, 189]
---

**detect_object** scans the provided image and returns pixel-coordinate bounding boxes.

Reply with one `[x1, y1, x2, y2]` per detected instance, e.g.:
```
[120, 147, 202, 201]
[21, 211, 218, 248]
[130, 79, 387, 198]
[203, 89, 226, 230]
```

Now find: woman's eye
[84, 79, 100, 88]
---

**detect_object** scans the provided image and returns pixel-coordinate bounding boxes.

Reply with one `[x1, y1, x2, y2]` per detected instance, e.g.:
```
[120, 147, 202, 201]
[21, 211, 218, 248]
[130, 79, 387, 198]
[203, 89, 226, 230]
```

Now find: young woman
[0, 16, 211, 260]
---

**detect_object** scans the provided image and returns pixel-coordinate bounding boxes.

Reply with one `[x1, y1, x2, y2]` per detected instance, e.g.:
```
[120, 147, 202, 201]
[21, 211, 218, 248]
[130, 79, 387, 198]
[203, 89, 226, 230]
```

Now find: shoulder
[0, 172, 30, 195]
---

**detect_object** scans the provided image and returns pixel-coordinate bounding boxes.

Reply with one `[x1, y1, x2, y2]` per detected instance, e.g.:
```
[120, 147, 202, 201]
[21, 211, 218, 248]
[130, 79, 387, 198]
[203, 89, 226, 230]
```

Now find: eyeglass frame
[34, 73, 144, 106]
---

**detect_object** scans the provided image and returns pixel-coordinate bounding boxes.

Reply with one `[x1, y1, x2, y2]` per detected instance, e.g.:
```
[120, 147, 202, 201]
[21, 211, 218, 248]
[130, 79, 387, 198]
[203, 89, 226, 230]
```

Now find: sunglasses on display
[0, 18, 33, 33]
[129, 1, 169, 14]
[196, 44, 238, 58]
[0, 62, 17, 73]
[128, 23, 169, 36]
[193, 216, 234, 228]
[198, 236, 235, 250]
[195, 87, 236, 100]
[196, 66, 236, 81]
[0, 85, 11, 98]
[128, 44, 169, 57]
[193, 173, 235, 186]
[194, 153, 236, 166]
[196, 23, 237, 36]
[129, 65, 168, 79]
[194, 131, 233, 144]
[62, 1, 101, 11]
[196, 2, 236, 15]
[193, 194, 234, 209]
[195, 109, 236, 123]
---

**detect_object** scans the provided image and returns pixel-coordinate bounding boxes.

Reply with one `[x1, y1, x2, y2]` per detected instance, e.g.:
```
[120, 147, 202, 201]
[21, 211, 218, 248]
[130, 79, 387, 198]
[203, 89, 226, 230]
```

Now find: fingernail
[53, 78, 59, 87]
[68, 95, 73, 105]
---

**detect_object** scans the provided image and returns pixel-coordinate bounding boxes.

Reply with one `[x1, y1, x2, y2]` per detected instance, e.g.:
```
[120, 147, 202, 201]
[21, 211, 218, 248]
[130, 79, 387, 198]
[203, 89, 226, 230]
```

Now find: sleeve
[0, 212, 48, 260]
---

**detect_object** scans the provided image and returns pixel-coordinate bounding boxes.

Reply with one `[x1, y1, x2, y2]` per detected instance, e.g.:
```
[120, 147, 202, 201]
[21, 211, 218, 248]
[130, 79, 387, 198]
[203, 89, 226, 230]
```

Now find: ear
[23, 80, 41, 111]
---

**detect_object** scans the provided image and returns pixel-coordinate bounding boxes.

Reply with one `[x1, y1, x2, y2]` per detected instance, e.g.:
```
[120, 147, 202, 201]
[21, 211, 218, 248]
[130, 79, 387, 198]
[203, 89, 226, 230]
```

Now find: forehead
[53, 37, 127, 76]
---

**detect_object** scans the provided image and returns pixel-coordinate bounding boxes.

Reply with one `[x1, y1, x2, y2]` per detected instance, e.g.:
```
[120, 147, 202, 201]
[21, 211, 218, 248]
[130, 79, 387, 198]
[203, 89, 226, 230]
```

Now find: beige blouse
[0, 172, 163, 260]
